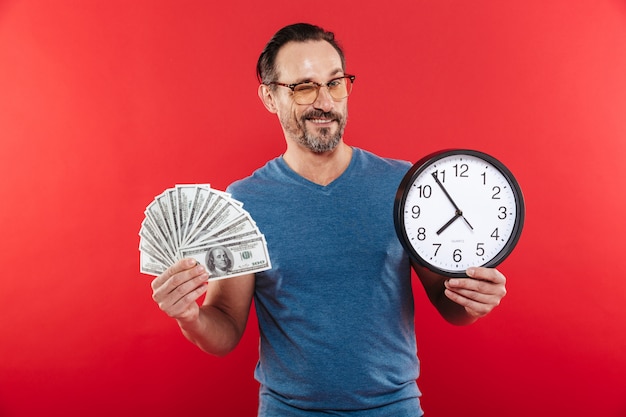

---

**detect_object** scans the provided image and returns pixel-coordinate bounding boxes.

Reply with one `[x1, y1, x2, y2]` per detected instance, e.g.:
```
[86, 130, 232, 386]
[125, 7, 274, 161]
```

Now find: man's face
[212, 249, 229, 269]
[271, 40, 348, 153]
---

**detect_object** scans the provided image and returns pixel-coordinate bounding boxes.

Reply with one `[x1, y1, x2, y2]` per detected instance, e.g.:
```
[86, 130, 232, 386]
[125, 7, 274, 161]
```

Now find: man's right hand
[151, 258, 209, 323]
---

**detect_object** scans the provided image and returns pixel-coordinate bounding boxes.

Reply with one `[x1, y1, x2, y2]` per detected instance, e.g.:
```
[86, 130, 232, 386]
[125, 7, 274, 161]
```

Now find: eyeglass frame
[265, 74, 356, 104]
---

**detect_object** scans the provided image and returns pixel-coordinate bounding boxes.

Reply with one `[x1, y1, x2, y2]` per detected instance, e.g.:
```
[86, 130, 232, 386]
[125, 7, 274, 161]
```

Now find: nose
[312, 85, 335, 112]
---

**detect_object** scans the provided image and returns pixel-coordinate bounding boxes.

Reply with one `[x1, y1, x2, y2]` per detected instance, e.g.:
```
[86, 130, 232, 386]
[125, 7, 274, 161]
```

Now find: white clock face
[398, 151, 523, 275]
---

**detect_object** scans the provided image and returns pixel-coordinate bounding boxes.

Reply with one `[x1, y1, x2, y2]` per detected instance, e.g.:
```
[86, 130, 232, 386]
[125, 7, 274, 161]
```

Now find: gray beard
[300, 126, 343, 153]
[284, 110, 347, 154]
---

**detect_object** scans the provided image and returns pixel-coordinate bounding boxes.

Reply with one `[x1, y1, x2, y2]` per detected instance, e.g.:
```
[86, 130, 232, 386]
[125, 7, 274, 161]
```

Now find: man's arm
[413, 261, 507, 326]
[151, 258, 255, 356]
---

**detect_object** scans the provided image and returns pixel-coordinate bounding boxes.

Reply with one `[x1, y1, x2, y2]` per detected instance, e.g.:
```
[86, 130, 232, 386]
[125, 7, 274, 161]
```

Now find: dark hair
[256, 23, 346, 84]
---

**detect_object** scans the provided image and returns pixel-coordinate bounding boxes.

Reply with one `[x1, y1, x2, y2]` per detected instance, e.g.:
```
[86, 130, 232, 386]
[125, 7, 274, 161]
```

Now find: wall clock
[394, 149, 525, 277]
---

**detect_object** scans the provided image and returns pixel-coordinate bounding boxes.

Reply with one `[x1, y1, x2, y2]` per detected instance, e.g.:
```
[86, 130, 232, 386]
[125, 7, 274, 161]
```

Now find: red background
[1, 1, 625, 416]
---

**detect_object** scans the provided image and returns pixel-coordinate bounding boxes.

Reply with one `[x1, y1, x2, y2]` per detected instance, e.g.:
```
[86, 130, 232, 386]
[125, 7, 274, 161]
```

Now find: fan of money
[139, 184, 271, 280]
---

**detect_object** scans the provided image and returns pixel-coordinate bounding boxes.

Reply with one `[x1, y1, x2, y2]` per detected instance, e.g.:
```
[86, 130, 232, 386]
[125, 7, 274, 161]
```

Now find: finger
[153, 268, 209, 317]
[444, 288, 495, 318]
[165, 281, 209, 319]
[445, 273, 507, 317]
[151, 258, 197, 290]
[445, 285, 499, 305]
[165, 268, 209, 302]
[466, 266, 506, 285]
[445, 276, 506, 298]
[151, 261, 208, 308]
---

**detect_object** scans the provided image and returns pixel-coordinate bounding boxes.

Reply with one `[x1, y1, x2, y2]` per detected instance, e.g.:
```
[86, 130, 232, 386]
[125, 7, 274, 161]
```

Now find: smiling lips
[304, 110, 339, 126]
[308, 117, 335, 125]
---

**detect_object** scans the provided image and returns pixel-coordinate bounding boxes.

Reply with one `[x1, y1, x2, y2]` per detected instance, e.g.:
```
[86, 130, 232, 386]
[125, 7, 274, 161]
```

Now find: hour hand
[437, 211, 462, 235]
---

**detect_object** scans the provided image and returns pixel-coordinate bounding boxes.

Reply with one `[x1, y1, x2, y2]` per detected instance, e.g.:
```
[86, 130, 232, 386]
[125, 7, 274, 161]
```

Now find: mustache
[302, 110, 341, 121]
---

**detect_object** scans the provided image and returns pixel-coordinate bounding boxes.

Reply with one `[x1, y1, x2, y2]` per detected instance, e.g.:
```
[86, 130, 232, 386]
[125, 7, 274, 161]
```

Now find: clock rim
[394, 149, 525, 278]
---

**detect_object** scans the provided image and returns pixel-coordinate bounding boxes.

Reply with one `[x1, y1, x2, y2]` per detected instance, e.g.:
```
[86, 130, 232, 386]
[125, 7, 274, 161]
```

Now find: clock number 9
[411, 205, 421, 219]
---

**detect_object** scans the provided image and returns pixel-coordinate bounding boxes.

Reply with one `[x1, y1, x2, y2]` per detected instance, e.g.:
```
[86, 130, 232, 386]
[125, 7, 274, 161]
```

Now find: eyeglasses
[266, 75, 356, 105]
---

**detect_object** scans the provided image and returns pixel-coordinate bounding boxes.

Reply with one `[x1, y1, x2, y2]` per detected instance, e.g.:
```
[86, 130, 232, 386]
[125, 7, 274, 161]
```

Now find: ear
[258, 84, 278, 114]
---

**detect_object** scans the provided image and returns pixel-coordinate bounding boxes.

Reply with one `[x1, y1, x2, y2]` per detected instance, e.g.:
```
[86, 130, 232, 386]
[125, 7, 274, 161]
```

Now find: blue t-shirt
[227, 148, 423, 416]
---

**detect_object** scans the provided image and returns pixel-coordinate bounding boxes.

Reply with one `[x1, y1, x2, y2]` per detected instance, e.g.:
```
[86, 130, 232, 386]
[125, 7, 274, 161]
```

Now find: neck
[283, 142, 353, 186]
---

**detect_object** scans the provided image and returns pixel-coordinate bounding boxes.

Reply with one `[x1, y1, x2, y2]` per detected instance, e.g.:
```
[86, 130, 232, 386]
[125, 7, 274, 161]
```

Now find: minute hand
[431, 172, 474, 231]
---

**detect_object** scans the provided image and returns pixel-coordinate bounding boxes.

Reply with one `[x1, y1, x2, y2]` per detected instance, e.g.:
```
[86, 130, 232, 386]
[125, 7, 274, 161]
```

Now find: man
[151, 23, 507, 416]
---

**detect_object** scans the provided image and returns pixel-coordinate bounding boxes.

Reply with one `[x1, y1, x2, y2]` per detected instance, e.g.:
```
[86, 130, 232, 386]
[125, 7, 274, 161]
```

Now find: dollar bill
[176, 184, 201, 245]
[143, 206, 177, 260]
[139, 184, 271, 279]
[140, 247, 168, 276]
[180, 236, 271, 281]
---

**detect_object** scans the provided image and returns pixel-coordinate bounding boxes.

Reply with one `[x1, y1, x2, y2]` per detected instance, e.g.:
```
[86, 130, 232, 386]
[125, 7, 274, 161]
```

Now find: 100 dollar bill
[180, 236, 271, 281]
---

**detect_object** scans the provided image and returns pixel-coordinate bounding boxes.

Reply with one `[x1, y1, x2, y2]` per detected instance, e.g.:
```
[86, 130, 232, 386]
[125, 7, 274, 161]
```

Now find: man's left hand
[444, 267, 507, 319]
